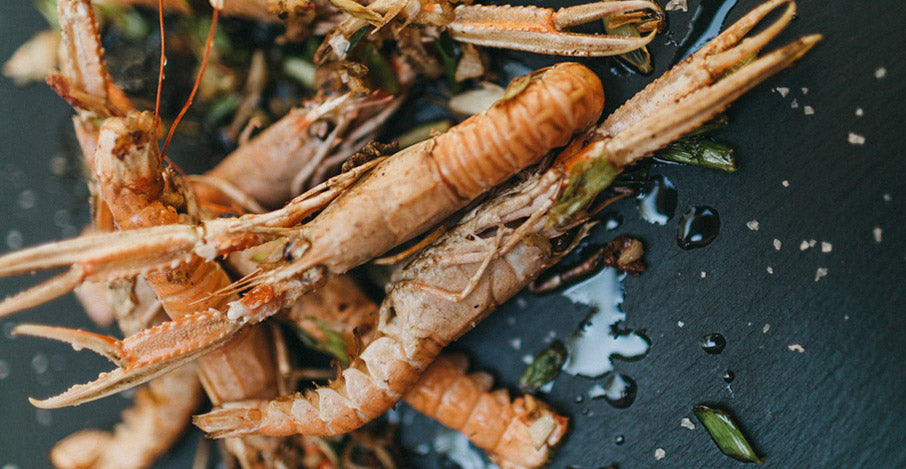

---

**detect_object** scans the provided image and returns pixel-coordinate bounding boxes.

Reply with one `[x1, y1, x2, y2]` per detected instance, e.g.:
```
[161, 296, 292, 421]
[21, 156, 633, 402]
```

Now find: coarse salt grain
[821, 242, 832, 253]
[655, 448, 666, 460]
[873, 227, 883, 243]
[746, 220, 760, 231]
[788, 344, 806, 353]
[763, 323, 771, 334]
[815, 267, 828, 282]
[776, 87, 790, 97]
[875, 67, 887, 79]
[680, 418, 696, 430]
[800, 240, 811, 251]
[782, 180, 790, 187]
[773, 239, 782, 250]
[801, 87, 809, 94]
[677, 321, 685, 328]
[848, 132, 866, 145]
[790, 98, 799, 109]
[855, 108, 864, 117]
[804, 105, 815, 115]
[700, 271, 707, 278]
[766, 266, 774, 274]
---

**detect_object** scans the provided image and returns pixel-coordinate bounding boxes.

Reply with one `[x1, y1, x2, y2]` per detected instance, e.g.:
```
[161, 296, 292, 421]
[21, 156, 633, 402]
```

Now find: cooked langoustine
[187, 0, 819, 438]
[0, 0, 818, 453]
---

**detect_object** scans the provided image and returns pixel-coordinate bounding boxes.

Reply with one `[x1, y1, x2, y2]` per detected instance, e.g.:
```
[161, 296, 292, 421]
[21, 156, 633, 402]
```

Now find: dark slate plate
[1, 0, 904, 468]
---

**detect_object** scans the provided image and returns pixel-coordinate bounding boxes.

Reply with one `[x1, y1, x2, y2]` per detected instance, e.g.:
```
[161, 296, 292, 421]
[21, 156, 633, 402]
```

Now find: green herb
[283, 56, 317, 89]
[550, 151, 621, 225]
[656, 137, 737, 172]
[346, 26, 371, 54]
[605, 21, 652, 74]
[356, 43, 400, 94]
[35, 0, 59, 29]
[519, 341, 567, 391]
[296, 319, 350, 366]
[396, 120, 452, 149]
[693, 405, 764, 463]
[433, 33, 461, 93]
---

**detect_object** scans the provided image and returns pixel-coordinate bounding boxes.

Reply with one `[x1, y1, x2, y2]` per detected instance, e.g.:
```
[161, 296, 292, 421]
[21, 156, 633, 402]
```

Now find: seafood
[404, 354, 568, 469]
[0, 0, 819, 462]
[187, 0, 819, 438]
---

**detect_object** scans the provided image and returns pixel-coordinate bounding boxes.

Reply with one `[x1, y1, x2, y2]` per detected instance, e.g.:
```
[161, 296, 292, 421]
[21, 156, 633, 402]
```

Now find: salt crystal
[882, 193, 891, 202]
[680, 418, 696, 430]
[875, 67, 887, 79]
[521, 354, 533, 365]
[766, 266, 774, 274]
[700, 271, 707, 278]
[655, 448, 666, 461]
[821, 242, 832, 253]
[790, 98, 799, 109]
[773, 239, 782, 250]
[782, 179, 790, 187]
[809, 239, 817, 248]
[788, 344, 806, 353]
[855, 108, 864, 117]
[776, 87, 790, 97]
[801, 87, 809, 94]
[814, 267, 828, 282]
[848, 132, 866, 145]
[763, 323, 771, 334]
[677, 321, 685, 328]
[804, 105, 815, 115]
[800, 240, 811, 251]
[746, 220, 760, 231]
[509, 337, 522, 350]
[873, 227, 883, 243]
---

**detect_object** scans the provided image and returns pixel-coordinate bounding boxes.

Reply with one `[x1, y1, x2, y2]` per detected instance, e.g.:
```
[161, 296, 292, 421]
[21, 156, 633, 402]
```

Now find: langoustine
[0, 0, 819, 460]
[188, 0, 819, 438]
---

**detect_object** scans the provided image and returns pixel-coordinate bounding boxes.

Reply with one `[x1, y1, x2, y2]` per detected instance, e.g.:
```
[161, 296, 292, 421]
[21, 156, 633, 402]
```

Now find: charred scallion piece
[655, 115, 737, 172]
[519, 341, 567, 391]
[693, 405, 764, 463]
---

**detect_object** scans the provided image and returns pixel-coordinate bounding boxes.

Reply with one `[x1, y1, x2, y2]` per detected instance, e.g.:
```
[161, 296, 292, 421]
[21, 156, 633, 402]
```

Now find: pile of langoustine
[0, 0, 819, 467]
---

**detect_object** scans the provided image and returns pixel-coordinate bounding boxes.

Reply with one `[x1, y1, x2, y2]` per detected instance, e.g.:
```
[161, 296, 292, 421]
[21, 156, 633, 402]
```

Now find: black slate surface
[1, 0, 905, 468]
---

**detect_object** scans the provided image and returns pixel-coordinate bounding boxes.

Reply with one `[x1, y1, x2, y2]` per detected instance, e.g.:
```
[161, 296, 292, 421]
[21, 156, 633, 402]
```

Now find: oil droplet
[723, 370, 735, 383]
[614, 434, 626, 445]
[700, 333, 726, 354]
[636, 175, 677, 225]
[677, 206, 720, 249]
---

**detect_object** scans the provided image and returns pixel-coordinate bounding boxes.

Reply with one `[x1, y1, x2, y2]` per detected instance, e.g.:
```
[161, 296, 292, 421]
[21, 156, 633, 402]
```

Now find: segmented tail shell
[434, 62, 603, 199]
